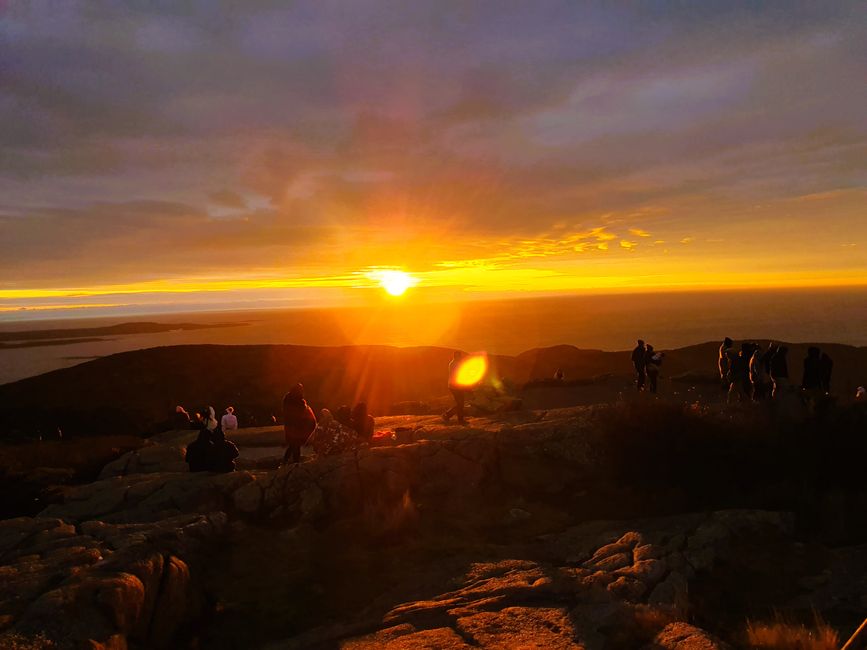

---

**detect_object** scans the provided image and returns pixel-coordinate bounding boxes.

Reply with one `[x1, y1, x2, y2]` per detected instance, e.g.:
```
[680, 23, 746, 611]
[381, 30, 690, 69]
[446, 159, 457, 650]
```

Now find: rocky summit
[1, 405, 866, 649]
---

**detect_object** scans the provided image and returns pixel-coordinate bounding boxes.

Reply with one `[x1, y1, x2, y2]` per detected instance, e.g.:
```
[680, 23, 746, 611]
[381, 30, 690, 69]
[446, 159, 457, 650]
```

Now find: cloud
[0, 1, 865, 302]
[209, 190, 247, 209]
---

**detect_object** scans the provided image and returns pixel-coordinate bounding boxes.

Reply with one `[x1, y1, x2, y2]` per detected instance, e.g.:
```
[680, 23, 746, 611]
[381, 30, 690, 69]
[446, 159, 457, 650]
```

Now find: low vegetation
[746, 616, 839, 650]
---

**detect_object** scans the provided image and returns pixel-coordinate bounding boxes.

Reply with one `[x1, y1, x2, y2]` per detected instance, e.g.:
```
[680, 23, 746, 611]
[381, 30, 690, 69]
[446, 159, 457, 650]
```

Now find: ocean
[1, 288, 866, 385]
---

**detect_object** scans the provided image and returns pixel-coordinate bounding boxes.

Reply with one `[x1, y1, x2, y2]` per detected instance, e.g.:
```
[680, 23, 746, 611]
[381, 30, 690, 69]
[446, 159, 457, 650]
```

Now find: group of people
[184, 405, 240, 472]
[631, 340, 666, 393]
[281, 383, 375, 464]
[718, 338, 834, 403]
[173, 405, 239, 433]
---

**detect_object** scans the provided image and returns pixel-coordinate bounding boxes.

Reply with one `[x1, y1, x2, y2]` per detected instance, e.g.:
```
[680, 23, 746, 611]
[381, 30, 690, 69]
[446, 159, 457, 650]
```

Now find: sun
[376, 270, 418, 296]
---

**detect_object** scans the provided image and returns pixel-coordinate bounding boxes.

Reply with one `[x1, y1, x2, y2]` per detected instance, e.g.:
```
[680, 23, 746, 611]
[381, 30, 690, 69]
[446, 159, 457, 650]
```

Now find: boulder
[0, 513, 226, 649]
[40, 472, 256, 523]
[99, 444, 187, 479]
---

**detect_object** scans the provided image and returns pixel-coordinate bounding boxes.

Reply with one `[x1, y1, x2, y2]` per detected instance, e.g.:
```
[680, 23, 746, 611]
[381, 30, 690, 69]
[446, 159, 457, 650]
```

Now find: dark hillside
[1, 341, 865, 438]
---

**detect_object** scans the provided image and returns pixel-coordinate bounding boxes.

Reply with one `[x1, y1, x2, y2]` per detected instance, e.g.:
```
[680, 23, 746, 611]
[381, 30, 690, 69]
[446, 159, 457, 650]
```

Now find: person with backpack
[282, 383, 317, 465]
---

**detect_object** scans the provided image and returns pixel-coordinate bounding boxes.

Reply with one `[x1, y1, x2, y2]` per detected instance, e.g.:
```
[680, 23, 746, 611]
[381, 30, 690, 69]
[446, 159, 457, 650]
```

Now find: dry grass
[746, 617, 839, 650]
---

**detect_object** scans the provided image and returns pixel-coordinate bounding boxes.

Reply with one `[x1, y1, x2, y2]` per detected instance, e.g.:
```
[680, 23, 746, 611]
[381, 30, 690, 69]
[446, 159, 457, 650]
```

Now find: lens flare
[455, 353, 488, 387]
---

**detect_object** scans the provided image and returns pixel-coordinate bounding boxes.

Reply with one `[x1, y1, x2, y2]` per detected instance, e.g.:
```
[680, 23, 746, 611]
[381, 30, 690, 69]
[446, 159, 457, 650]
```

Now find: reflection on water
[1, 288, 866, 385]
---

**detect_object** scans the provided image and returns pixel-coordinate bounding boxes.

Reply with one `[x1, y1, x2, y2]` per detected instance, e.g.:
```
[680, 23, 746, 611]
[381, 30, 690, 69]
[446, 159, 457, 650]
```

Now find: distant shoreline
[0, 321, 246, 348]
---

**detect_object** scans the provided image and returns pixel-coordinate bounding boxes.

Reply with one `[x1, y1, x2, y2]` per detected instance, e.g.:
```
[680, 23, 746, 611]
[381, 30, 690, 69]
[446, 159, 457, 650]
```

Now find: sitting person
[209, 428, 240, 473]
[311, 408, 358, 456]
[185, 429, 214, 472]
[173, 405, 192, 430]
[334, 405, 353, 429]
[221, 406, 238, 434]
[202, 406, 219, 433]
[282, 383, 317, 465]
[351, 402, 375, 443]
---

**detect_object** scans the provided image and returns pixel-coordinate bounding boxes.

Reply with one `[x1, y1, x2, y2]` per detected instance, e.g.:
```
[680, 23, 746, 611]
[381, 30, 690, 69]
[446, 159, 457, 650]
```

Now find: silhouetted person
[770, 346, 789, 398]
[185, 430, 214, 472]
[209, 429, 240, 473]
[819, 352, 834, 393]
[749, 345, 768, 401]
[719, 337, 733, 391]
[762, 342, 777, 376]
[282, 383, 317, 464]
[802, 346, 822, 391]
[644, 344, 663, 394]
[443, 351, 468, 424]
[221, 406, 238, 434]
[173, 406, 192, 430]
[632, 340, 647, 391]
[351, 402, 375, 443]
[727, 345, 751, 403]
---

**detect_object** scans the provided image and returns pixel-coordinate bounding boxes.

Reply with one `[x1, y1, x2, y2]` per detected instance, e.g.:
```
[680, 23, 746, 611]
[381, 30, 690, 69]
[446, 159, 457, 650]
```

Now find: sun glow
[373, 270, 418, 296]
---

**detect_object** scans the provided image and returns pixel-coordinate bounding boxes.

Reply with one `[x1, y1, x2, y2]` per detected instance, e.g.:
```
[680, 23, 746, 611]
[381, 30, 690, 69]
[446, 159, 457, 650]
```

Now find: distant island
[0, 320, 246, 350]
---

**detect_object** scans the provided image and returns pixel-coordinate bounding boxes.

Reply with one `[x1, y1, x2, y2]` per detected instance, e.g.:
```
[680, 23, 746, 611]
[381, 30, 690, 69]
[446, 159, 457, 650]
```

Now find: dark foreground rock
[3, 407, 867, 648]
[0, 512, 226, 649]
[265, 510, 788, 649]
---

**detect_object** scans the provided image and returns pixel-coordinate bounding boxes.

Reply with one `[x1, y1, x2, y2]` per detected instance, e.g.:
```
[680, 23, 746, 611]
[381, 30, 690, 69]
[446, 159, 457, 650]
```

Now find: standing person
[749, 345, 768, 401]
[221, 406, 238, 434]
[644, 344, 664, 394]
[727, 345, 752, 403]
[631, 340, 647, 391]
[282, 383, 317, 465]
[719, 338, 734, 392]
[770, 346, 789, 398]
[802, 347, 822, 391]
[442, 351, 468, 424]
[819, 352, 834, 394]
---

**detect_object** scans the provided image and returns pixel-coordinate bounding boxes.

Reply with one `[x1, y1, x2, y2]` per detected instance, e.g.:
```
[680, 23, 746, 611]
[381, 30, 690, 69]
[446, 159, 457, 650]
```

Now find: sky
[1, 1, 866, 318]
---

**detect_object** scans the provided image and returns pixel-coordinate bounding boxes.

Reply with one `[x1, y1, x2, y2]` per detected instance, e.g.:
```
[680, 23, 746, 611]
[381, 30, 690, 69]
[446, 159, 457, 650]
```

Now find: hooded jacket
[282, 388, 317, 446]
